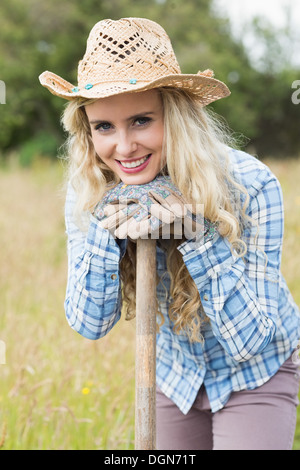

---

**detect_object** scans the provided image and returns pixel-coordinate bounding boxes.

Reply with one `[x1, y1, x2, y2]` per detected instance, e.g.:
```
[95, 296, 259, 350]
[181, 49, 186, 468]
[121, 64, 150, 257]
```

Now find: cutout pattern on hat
[39, 17, 230, 105]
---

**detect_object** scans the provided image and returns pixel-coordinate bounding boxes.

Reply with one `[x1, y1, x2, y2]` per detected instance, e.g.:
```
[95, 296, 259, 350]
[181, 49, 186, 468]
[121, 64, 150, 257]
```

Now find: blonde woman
[40, 18, 300, 450]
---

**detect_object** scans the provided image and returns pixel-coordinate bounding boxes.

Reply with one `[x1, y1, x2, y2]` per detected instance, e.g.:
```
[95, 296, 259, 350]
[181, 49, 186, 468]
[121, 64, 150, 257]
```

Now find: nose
[115, 130, 138, 158]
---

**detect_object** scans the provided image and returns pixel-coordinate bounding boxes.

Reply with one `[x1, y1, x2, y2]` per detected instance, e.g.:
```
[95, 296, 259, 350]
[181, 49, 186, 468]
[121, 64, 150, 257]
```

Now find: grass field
[0, 155, 299, 450]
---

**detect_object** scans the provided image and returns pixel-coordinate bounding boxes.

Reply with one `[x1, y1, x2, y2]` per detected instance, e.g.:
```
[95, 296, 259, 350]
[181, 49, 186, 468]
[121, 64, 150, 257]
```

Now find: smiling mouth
[118, 154, 151, 169]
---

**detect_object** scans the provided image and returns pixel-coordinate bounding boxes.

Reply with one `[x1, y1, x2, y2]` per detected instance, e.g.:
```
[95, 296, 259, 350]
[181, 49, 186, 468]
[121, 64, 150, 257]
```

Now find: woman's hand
[93, 176, 217, 241]
[93, 176, 183, 238]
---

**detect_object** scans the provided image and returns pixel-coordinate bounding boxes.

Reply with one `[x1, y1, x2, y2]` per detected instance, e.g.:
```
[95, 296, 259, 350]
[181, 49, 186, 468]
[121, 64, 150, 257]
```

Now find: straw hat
[39, 17, 230, 106]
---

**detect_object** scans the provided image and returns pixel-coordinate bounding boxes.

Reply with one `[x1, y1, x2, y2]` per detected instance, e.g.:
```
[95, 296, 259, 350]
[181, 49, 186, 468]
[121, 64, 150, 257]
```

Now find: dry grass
[263, 158, 300, 305]
[0, 156, 299, 449]
[0, 158, 136, 449]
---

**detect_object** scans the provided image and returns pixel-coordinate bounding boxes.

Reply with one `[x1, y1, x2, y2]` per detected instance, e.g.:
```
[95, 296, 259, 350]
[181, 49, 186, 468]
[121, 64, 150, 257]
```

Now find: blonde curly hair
[61, 87, 250, 342]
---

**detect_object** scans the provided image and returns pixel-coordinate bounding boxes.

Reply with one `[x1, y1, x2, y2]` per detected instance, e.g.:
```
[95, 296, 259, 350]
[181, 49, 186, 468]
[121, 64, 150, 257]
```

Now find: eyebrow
[89, 111, 155, 125]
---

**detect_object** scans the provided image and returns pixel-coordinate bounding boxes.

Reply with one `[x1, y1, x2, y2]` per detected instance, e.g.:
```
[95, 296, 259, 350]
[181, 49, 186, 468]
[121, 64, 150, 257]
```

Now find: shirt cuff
[177, 233, 240, 286]
[85, 215, 121, 262]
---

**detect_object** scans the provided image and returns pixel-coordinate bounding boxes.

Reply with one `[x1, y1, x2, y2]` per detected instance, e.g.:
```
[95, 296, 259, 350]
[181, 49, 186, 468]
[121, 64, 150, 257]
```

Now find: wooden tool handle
[135, 238, 157, 450]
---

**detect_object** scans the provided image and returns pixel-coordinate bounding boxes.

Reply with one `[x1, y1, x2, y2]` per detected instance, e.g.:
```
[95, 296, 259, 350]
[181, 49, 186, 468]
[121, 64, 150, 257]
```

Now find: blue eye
[135, 116, 152, 126]
[95, 122, 112, 132]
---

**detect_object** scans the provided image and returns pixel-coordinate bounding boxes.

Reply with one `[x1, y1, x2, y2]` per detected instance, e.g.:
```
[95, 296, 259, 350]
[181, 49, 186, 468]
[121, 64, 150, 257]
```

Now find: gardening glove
[147, 179, 218, 241]
[93, 176, 187, 239]
[93, 176, 217, 240]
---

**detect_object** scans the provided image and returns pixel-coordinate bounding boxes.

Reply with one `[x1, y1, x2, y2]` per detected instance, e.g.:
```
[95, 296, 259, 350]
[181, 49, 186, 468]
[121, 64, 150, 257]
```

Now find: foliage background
[1, 0, 300, 161]
[0, 0, 300, 450]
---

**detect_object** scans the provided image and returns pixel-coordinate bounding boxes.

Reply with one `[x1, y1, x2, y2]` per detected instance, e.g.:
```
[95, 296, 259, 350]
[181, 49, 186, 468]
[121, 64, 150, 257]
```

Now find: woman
[39, 17, 300, 450]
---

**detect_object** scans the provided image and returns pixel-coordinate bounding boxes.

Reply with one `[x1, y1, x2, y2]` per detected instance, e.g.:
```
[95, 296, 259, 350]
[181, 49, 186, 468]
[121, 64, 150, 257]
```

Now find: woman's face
[85, 89, 164, 185]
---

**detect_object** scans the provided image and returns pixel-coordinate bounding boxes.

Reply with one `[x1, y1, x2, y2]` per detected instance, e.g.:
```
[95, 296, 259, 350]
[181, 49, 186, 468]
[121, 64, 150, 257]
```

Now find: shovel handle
[135, 238, 157, 450]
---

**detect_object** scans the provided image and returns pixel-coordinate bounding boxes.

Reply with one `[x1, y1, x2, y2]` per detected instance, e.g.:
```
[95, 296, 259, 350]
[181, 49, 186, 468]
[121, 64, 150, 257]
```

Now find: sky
[213, 0, 300, 29]
[212, 0, 300, 68]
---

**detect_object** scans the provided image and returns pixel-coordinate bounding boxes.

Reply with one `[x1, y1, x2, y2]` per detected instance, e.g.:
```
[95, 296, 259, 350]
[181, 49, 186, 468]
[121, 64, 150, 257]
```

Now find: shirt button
[111, 274, 118, 281]
[203, 294, 209, 301]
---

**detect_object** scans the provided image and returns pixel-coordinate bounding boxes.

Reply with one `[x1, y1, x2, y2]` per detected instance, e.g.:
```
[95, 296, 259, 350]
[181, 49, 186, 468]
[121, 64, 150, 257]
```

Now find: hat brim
[39, 70, 230, 106]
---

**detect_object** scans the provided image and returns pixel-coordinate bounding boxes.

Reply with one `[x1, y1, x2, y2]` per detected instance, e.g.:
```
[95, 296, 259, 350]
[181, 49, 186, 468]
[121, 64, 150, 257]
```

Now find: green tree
[1, 0, 299, 159]
[234, 14, 300, 155]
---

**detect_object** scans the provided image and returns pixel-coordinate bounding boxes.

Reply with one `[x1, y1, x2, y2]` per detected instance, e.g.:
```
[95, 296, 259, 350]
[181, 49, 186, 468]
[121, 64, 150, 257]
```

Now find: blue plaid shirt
[64, 148, 300, 414]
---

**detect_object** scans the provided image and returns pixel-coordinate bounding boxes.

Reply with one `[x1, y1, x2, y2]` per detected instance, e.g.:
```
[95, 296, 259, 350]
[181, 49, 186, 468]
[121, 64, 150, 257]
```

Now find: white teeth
[119, 155, 149, 168]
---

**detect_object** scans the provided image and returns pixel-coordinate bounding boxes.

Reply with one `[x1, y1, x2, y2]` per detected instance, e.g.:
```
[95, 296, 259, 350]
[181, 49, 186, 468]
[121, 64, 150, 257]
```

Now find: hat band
[71, 77, 147, 93]
[72, 69, 216, 93]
